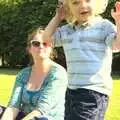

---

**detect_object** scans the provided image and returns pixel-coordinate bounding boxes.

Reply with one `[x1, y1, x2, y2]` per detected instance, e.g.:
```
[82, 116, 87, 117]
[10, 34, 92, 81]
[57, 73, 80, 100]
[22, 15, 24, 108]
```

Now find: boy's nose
[80, 1, 87, 8]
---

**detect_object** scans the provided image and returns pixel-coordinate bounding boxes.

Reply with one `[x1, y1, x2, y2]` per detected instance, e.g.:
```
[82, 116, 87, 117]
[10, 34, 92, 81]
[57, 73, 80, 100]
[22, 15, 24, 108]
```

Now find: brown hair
[27, 27, 44, 46]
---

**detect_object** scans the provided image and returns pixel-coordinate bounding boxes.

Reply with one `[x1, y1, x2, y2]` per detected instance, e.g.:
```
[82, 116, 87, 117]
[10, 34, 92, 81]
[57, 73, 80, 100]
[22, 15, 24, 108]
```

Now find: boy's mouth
[80, 11, 89, 15]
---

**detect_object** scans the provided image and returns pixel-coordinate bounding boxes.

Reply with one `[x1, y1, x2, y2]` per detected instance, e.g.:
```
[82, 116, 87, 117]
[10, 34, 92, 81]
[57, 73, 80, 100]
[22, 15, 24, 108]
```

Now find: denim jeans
[34, 116, 48, 120]
[64, 88, 109, 120]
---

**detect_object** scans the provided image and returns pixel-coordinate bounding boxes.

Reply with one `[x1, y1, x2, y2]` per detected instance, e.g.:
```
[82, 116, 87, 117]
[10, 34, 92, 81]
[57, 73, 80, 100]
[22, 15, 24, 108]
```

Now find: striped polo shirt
[53, 16, 116, 95]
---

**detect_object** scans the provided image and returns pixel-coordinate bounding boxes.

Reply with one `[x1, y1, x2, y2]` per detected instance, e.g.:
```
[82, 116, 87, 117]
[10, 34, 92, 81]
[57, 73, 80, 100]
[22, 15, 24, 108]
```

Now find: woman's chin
[39, 56, 49, 60]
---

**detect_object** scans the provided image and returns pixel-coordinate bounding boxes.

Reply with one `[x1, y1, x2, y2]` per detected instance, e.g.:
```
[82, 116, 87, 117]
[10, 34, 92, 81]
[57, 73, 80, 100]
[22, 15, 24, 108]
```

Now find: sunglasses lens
[43, 42, 47, 47]
[31, 41, 48, 47]
[31, 41, 40, 47]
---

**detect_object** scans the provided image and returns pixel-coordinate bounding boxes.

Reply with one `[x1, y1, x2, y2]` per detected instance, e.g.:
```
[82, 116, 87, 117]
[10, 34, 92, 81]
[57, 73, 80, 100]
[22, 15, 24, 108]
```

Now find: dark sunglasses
[30, 40, 48, 47]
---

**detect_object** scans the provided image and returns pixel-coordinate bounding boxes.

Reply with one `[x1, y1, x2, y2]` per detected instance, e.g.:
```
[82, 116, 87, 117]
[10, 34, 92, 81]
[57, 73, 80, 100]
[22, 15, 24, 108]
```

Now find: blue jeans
[35, 116, 48, 120]
[64, 88, 109, 120]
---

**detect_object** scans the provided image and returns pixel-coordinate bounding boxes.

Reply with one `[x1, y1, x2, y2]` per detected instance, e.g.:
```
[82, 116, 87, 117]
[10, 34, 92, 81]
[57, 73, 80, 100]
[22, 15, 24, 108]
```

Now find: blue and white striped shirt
[53, 16, 116, 95]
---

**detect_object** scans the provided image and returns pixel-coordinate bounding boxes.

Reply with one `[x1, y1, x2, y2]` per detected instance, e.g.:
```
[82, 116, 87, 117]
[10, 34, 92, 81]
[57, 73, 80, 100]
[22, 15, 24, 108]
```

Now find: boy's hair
[64, 0, 109, 23]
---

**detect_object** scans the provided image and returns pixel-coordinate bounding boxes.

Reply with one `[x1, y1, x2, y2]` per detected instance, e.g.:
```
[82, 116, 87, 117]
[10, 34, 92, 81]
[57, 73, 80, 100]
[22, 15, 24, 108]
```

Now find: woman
[1, 28, 68, 120]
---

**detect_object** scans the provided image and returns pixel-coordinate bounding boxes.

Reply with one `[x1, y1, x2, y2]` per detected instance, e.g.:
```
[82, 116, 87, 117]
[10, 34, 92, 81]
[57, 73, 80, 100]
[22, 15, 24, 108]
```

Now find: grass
[105, 76, 120, 120]
[0, 69, 120, 120]
[0, 68, 19, 106]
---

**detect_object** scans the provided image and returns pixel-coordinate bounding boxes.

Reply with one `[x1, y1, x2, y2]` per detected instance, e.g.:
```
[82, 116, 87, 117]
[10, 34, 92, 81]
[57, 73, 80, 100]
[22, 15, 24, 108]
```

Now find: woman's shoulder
[16, 66, 32, 83]
[50, 61, 67, 79]
[51, 61, 66, 72]
[18, 66, 31, 75]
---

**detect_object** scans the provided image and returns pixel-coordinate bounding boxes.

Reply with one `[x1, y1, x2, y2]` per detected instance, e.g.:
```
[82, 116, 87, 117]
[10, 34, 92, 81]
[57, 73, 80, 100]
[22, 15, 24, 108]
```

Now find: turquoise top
[8, 61, 68, 120]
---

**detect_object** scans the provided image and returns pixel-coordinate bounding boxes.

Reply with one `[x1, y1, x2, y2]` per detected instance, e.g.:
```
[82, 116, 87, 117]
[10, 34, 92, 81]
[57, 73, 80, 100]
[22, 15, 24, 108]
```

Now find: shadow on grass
[112, 74, 120, 80]
[0, 68, 21, 75]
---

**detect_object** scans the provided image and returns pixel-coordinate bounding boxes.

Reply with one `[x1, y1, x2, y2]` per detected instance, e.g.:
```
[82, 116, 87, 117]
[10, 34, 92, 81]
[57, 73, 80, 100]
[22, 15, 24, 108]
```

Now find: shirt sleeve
[35, 66, 68, 115]
[104, 20, 117, 48]
[7, 70, 25, 110]
[52, 27, 63, 47]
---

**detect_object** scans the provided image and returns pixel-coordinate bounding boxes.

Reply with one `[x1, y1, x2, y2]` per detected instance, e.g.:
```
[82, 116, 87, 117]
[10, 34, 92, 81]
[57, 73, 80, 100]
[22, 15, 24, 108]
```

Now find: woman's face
[28, 33, 52, 60]
[68, 0, 95, 24]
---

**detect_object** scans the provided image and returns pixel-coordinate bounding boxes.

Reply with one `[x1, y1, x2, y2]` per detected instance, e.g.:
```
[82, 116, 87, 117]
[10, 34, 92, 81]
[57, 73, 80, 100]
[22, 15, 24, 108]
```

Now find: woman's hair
[64, 0, 109, 23]
[27, 27, 44, 44]
[27, 27, 57, 65]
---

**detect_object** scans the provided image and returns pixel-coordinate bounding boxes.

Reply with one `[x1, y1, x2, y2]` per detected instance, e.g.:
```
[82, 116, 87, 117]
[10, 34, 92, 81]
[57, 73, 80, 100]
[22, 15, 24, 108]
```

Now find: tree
[0, 0, 57, 67]
[0, 0, 120, 71]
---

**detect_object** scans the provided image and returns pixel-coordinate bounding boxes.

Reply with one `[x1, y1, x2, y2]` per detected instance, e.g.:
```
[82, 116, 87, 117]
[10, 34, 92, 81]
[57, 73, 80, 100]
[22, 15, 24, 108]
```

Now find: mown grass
[105, 76, 120, 120]
[0, 68, 19, 106]
[0, 69, 120, 120]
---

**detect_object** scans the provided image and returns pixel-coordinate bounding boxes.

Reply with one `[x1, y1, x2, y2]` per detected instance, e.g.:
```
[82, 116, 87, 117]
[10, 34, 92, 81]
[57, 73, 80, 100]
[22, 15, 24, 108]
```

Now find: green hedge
[0, 0, 120, 71]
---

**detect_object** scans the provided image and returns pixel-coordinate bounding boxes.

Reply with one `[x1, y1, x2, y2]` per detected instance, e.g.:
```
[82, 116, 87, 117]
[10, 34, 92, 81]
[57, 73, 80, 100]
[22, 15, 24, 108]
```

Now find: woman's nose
[39, 44, 44, 48]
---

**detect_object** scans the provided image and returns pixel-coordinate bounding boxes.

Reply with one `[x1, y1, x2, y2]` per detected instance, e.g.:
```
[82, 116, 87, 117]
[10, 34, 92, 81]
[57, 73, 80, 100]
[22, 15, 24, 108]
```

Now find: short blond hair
[64, 0, 109, 23]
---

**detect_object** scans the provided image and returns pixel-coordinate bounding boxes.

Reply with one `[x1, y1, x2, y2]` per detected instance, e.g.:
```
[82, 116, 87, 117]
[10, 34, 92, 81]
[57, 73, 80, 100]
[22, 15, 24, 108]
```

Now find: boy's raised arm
[42, 6, 65, 43]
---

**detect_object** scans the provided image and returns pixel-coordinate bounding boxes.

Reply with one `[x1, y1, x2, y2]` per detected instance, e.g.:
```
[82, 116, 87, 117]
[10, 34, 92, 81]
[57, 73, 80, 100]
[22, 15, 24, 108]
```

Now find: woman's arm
[2, 68, 28, 120]
[1, 107, 19, 120]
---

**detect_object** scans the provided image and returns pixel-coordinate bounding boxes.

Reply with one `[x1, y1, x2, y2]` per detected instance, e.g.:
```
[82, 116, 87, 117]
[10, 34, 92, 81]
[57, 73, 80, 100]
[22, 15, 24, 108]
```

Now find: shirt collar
[68, 16, 102, 30]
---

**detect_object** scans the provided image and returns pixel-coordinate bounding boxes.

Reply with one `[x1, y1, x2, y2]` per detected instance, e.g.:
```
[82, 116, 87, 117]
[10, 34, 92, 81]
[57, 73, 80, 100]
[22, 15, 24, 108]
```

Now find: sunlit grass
[0, 69, 120, 120]
[0, 69, 19, 106]
[105, 77, 120, 120]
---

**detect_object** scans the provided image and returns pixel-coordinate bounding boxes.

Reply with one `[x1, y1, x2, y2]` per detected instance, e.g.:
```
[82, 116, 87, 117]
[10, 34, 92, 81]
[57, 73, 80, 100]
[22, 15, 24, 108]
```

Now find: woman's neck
[33, 58, 52, 72]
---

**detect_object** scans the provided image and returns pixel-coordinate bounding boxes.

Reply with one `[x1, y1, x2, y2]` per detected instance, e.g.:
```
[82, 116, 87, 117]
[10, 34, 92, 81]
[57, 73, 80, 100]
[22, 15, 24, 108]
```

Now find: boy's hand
[111, 2, 120, 23]
[115, 2, 120, 12]
[55, 2, 66, 21]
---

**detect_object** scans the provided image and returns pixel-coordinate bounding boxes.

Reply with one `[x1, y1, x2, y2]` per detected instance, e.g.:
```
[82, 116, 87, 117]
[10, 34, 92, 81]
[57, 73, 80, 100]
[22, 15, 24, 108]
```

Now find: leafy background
[0, 0, 119, 72]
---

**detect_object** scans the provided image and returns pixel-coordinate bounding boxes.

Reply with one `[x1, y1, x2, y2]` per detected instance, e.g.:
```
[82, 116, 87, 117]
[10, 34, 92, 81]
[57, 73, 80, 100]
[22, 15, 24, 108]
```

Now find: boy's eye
[71, 0, 91, 5]
[72, 1, 79, 5]
[86, 0, 90, 2]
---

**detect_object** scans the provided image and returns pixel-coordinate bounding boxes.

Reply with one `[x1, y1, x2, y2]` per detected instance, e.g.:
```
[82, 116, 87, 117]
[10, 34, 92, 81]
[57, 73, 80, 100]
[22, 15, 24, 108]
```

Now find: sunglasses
[30, 40, 49, 47]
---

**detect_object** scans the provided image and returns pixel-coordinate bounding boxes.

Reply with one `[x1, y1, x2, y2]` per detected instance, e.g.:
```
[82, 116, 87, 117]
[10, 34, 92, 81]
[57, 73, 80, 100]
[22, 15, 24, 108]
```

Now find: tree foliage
[0, 0, 57, 67]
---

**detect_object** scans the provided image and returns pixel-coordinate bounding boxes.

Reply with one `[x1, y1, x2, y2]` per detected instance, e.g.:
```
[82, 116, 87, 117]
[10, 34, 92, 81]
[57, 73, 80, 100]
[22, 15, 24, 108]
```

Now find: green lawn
[0, 69, 120, 120]
[0, 69, 19, 106]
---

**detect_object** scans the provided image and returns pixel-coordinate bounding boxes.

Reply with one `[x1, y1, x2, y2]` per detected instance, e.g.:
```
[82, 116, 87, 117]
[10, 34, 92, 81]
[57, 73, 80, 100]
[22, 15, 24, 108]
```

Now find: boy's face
[68, 0, 96, 24]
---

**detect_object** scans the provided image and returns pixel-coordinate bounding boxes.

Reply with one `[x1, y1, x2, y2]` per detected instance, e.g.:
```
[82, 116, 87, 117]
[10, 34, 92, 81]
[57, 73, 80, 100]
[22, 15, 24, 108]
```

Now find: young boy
[43, 0, 120, 120]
